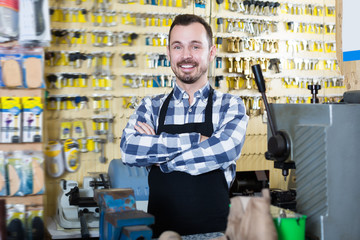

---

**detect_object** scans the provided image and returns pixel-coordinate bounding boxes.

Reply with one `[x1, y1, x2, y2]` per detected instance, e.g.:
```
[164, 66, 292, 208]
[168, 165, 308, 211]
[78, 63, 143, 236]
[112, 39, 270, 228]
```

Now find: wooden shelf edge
[0, 194, 44, 205]
[0, 88, 44, 97]
[0, 142, 43, 151]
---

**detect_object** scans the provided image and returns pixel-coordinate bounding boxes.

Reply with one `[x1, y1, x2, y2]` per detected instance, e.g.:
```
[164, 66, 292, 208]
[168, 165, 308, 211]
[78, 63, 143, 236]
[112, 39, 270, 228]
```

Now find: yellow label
[73, 121, 86, 139]
[60, 122, 72, 140]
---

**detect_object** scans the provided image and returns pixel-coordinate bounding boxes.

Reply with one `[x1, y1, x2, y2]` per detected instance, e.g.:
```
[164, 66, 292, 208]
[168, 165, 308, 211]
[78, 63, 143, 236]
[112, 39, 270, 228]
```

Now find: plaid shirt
[120, 82, 249, 187]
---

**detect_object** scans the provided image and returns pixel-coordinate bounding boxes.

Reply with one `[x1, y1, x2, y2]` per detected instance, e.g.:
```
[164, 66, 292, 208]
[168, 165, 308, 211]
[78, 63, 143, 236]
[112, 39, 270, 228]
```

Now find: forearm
[160, 119, 247, 174]
[160, 98, 249, 174]
[120, 128, 200, 167]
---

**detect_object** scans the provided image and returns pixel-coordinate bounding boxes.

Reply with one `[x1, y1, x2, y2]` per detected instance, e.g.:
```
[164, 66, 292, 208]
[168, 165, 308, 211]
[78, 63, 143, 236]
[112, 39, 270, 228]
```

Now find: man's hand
[134, 121, 155, 135]
[200, 135, 209, 142]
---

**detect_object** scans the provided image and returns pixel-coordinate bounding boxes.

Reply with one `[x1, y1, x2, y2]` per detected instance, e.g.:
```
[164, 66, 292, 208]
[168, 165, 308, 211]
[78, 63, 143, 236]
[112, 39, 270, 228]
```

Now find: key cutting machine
[56, 162, 154, 240]
[252, 64, 360, 240]
[56, 173, 110, 238]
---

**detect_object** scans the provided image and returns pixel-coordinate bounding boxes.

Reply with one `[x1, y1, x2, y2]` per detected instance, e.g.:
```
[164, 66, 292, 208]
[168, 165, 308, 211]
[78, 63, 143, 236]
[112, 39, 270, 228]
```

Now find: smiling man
[120, 14, 249, 237]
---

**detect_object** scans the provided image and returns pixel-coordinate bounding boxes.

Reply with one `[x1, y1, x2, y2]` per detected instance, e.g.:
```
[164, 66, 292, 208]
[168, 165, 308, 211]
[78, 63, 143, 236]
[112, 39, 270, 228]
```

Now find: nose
[182, 46, 193, 60]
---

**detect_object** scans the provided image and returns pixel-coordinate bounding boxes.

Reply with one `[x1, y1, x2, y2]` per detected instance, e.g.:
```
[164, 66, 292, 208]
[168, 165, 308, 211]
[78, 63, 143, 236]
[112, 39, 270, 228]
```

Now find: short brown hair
[168, 14, 213, 48]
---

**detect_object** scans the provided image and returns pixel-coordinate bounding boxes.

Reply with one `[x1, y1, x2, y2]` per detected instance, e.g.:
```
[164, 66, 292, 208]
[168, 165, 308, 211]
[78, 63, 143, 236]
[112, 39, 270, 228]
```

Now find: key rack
[44, 0, 343, 218]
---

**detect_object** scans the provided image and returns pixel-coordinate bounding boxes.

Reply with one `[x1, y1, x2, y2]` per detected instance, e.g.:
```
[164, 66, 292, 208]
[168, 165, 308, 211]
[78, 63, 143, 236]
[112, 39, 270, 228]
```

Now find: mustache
[177, 60, 198, 66]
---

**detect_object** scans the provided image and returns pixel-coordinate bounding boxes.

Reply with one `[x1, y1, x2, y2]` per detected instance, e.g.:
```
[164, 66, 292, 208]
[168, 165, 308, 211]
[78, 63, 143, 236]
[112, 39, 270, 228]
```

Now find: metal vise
[94, 188, 154, 240]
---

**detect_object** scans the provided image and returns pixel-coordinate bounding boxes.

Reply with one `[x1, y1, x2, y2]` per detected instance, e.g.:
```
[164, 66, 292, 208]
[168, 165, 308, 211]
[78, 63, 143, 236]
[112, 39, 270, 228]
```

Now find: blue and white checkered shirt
[120, 82, 249, 188]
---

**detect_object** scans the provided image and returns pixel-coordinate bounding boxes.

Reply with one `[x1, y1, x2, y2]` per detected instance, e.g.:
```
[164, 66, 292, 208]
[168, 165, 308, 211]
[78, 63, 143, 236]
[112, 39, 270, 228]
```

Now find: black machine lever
[79, 210, 90, 239]
[251, 64, 276, 137]
[251, 64, 293, 180]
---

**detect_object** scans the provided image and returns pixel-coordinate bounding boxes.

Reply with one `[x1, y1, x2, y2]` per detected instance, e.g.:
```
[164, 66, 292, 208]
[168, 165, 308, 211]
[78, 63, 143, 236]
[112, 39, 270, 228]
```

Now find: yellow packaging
[22, 97, 43, 143]
[60, 122, 72, 140]
[72, 121, 86, 139]
[0, 97, 22, 143]
[63, 139, 80, 172]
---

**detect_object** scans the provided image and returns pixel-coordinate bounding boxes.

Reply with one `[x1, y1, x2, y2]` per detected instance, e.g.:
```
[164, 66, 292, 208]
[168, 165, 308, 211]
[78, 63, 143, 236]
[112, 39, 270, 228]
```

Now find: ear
[209, 45, 217, 62]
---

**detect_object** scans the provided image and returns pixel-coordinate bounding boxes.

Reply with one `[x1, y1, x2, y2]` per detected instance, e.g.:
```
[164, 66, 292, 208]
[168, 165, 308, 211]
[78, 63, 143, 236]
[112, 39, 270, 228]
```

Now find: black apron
[148, 87, 230, 237]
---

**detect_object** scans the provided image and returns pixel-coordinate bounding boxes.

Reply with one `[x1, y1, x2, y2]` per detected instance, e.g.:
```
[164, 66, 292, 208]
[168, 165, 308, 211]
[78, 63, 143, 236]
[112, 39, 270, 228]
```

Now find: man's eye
[173, 46, 181, 50]
[193, 46, 200, 50]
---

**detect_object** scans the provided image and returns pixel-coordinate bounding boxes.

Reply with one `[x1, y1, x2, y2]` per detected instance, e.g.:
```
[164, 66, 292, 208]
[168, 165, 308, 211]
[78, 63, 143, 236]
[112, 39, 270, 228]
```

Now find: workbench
[46, 216, 224, 240]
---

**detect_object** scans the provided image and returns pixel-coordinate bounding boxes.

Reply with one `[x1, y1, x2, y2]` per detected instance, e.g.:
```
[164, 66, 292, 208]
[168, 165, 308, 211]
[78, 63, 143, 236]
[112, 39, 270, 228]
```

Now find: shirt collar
[173, 82, 211, 102]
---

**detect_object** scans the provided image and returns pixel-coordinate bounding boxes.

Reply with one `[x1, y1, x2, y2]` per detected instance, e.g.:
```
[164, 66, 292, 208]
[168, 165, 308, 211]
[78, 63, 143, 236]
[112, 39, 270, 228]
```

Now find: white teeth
[181, 65, 194, 68]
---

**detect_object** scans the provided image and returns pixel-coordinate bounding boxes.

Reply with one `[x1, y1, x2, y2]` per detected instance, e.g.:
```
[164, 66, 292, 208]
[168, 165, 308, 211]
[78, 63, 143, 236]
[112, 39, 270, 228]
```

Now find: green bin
[273, 214, 307, 240]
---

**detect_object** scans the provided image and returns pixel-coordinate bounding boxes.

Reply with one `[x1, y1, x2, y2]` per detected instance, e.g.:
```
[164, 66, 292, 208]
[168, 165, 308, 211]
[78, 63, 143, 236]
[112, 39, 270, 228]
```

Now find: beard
[172, 59, 208, 84]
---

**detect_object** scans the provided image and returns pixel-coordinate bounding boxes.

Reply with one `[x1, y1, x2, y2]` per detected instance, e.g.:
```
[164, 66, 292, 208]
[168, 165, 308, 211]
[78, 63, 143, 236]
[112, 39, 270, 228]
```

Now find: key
[122, 53, 131, 67]
[93, 11, 100, 26]
[158, 34, 166, 46]
[253, 1, 261, 15]
[234, 57, 241, 73]
[81, 9, 88, 22]
[129, 53, 137, 67]
[227, 57, 234, 73]
[61, 30, 72, 47]
[51, 51, 61, 66]
[243, 0, 250, 14]
[74, 96, 82, 110]
[254, 38, 262, 52]
[234, 37, 241, 52]
[273, 2, 280, 15]
[68, 52, 76, 67]
[129, 33, 139, 46]
[50, 7, 56, 20]
[243, 57, 251, 75]
[61, 73, 70, 87]
[226, 19, 234, 33]
[245, 76, 252, 89]
[158, 54, 165, 67]
[215, 57, 222, 68]
[86, 54, 93, 68]
[268, 58, 280, 73]
[103, 52, 113, 75]
[79, 53, 88, 68]
[216, 37, 223, 50]
[249, 1, 255, 14]
[227, 37, 235, 52]
[75, 52, 82, 68]
[71, 31, 80, 46]
[62, 8, 69, 22]
[260, 57, 266, 71]
[47, 97, 57, 110]
[47, 74, 58, 88]
[263, 1, 270, 15]
[60, 96, 68, 110]
[147, 54, 155, 68]
[153, 54, 159, 68]
[237, 0, 245, 12]
[233, 19, 240, 31]
[52, 30, 64, 45]
[94, 53, 104, 75]
[217, 18, 224, 32]
[252, 96, 261, 115]
[45, 51, 55, 66]
[158, 15, 165, 26]
[92, 31, 100, 46]
[73, 8, 80, 22]
[106, 31, 116, 46]
[109, 11, 118, 27]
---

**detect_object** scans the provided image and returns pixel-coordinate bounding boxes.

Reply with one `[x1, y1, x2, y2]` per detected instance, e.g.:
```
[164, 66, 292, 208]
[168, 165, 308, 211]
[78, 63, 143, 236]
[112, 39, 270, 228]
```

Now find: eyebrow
[170, 40, 204, 46]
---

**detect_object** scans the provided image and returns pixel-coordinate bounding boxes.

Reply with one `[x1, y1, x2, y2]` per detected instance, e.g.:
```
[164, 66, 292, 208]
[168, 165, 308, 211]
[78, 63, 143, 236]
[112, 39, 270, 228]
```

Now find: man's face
[167, 22, 216, 85]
